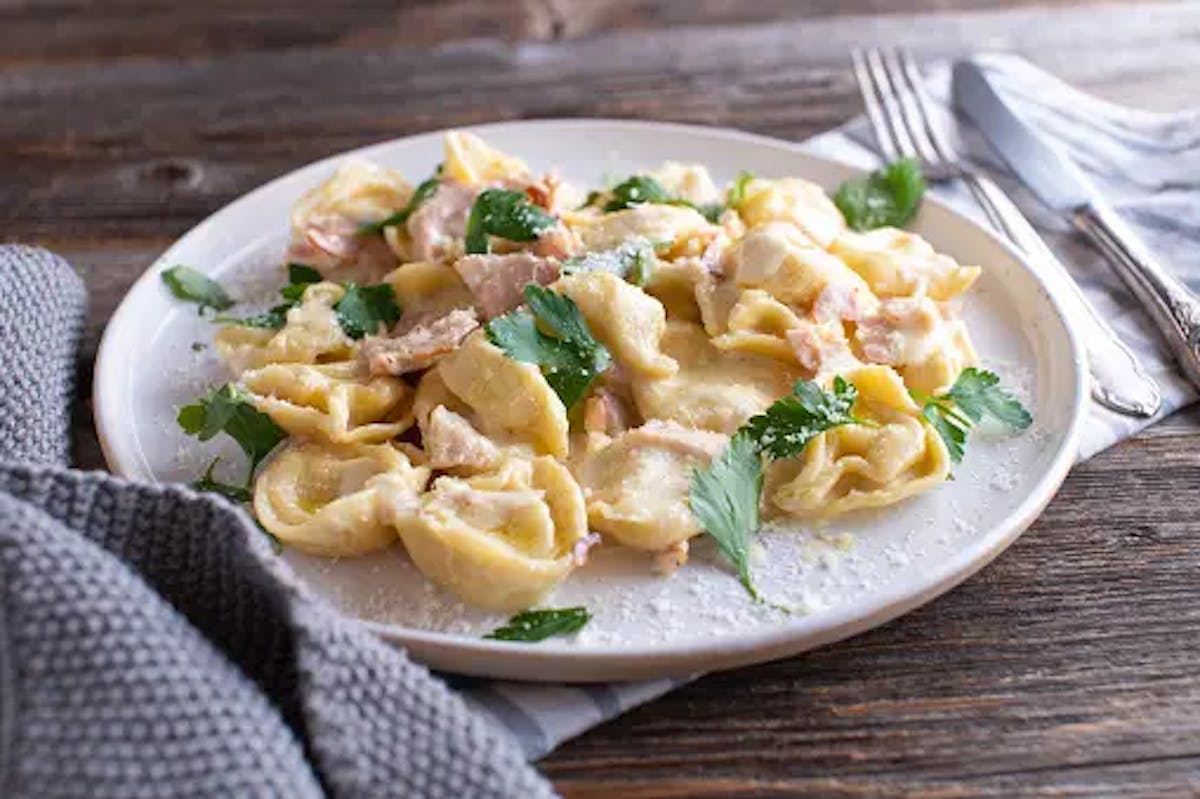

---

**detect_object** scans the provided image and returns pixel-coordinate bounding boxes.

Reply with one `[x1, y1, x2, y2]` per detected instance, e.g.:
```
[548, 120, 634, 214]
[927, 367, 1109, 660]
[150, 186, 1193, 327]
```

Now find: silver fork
[852, 47, 1161, 419]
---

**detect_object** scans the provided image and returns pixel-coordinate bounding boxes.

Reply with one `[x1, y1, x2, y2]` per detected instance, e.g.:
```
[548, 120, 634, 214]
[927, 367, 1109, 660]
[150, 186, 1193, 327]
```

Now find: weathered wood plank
[4, 3, 1200, 795]
[2, 3, 1198, 242]
[0, 0, 1132, 64]
[544, 438, 1200, 795]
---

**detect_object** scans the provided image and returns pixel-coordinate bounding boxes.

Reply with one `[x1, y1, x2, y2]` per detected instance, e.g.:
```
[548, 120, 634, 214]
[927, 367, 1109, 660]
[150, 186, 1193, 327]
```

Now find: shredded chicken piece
[454, 252, 561, 319]
[360, 307, 479, 376]
[407, 181, 477, 262]
[572, 533, 602, 567]
[423, 405, 502, 473]
[582, 389, 633, 436]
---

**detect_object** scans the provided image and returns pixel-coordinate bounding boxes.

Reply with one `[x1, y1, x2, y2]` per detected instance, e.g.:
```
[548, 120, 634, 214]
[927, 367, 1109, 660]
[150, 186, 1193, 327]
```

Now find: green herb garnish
[485, 284, 612, 410]
[726, 170, 755, 208]
[689, 378, 866, 601]
[162, 266, 234, 312]
[334, 282, 401, 339]
[215, 263, 323, 330]
[192, 457, 252, 503]
[358, 168, 443, 234]
[833, 157, 925, 231]
[485, 607, 591, 642]
[561, 238, 656, 286]
[178, 383, 286, 477]
[603, 174, 724, 222]
[917, 368, 1032, 463]
[743, 376, 862, 459]
[689, 432, 765, 601]
[464, 188, 557, 254]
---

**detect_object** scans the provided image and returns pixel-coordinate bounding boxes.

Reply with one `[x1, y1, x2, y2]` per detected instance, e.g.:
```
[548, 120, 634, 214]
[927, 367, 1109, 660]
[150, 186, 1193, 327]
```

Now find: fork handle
[962, 171, 1162, 418]
[1074, 202, 1200, 393]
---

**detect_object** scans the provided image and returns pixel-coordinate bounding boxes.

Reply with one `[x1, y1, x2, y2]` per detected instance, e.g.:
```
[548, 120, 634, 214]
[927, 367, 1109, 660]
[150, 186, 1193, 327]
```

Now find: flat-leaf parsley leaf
[162, 266, 234, 312]
[484, 607, 591, 642]
[485, 284, 612, 410]
[743, 376, 862, 459]
[918, 368, 1032, 463]
[178, 384, 286, 475]
[334, 283, 401, 339]
[690, 378, 867, 601]
[464, 188, 556, 254]
[833, 157, 925, 231]
[358, 167, 443, 234]
[689, 432, 765, 600]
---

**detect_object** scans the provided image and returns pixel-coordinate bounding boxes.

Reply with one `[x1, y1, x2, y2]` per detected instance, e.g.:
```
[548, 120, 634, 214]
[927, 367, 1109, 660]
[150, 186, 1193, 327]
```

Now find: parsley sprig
[357, 164, 443, 235]
[484, 607, 591, 642]
[215, 263, 322, 330]
[744, 377, 862, 459]
[833, 157, 925, 231]
[178, 383, 286, 480]
[689, 378, 864, 602]
[334, 283, 401, 339]
[485, 284, 612, 409]
[465, 188, 557, 254]
[602, 175, 724, 223]
[917, 368, 1032, 463]
[162, 266, 234, 313]
[192, 457, 253, 503]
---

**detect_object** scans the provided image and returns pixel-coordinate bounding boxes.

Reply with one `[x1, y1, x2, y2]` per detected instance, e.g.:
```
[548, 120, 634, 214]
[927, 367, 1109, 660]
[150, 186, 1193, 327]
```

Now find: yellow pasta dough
[633, 321, 799, 435]
[769, 365, 951, 517]
[241, 360, 414, 444]
[254, 441, 430, 556]
[391, 457, 587, 611]
[437, 330, 570, 457]
[555, 271, 677, 378]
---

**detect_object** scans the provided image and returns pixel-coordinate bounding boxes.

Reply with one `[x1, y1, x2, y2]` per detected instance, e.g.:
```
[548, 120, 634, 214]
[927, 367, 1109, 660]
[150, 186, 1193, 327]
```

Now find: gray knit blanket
[0, 245, 553, 798]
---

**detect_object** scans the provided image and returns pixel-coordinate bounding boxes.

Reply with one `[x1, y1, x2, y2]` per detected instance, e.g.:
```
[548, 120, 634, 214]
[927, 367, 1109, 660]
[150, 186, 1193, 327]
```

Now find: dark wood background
[3, 1, 1199, 796]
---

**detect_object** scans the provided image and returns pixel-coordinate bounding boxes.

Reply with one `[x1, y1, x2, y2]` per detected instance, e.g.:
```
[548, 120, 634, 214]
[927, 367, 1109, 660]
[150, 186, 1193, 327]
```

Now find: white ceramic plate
[95, 119, 1087, 682]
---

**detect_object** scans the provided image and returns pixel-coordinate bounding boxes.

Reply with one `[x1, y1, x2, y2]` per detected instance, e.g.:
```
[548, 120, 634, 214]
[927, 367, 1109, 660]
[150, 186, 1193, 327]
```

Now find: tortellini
[214, 282, 354, 376]
[769, 366, 951, 517]
[241, 360, 414, 444]
[190, 132, 1000, 613]
[711, 289, 805, 363]
[633, 321, 799, 435]
[734, 177, 846, 248]
[443, 131, 530, 187]
[437, 330, 569, 457]
[728, 222, 876, 317]
[391, 457, 587, 611]
[574, 422, 726, 552]
[830, 228, 981, 301]
[254, 441, 430, 556]
[567, 204, 713, 253]
[555, 271, 677, 378]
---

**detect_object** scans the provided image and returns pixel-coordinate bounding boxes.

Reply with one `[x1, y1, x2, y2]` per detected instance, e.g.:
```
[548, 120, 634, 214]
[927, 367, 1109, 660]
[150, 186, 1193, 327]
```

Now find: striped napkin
[464, 52, 1200, 760]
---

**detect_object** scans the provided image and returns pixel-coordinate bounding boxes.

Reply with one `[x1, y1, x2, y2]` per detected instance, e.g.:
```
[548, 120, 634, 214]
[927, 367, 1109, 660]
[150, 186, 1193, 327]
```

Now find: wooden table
[4, 1, 1199, 795]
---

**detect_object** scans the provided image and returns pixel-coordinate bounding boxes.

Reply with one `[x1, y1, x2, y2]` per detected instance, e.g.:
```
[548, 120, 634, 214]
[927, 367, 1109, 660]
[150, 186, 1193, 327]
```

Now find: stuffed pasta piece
[768, 365, 951, 518]
[389, 457, 590, 611]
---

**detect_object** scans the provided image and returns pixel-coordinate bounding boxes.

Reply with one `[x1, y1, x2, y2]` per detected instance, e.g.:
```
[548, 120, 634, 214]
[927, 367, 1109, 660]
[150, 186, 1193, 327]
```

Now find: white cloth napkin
[461, 52, 1200, 759]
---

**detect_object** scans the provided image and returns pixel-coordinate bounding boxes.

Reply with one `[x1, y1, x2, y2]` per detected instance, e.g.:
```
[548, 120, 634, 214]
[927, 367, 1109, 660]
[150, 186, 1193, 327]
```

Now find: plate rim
[93, 117, 1089, 681]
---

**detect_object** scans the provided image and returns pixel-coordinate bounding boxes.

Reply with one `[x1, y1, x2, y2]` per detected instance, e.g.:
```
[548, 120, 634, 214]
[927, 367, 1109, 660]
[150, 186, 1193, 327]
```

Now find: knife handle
[1074, 202, 1200, 392]
[963, 172, 1161, 417]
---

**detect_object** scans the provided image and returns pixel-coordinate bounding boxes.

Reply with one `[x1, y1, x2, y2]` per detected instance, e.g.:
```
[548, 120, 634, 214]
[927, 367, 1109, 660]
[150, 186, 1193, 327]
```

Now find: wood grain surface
[3, 1, 1199, 796]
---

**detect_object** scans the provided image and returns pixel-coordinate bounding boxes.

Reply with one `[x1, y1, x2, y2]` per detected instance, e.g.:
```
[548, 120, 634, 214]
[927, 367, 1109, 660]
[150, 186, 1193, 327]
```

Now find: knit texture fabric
[0, 245, 555, 798]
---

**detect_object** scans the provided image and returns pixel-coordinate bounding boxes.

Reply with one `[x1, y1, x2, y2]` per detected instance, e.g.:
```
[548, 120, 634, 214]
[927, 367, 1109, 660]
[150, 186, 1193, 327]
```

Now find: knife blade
[952, 59, 1200, 397]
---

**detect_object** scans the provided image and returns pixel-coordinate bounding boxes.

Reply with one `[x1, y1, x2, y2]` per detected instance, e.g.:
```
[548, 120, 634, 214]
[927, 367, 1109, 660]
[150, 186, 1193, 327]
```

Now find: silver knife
[952, 60, 1200, 405]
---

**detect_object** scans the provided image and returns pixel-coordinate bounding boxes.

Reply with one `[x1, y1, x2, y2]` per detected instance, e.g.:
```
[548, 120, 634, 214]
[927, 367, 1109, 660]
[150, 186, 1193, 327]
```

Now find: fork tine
[851, 48, 901, 163]
[877, 48, 944, 169]
[894, 48, 959, 166]
[863, 48, 920, 161]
